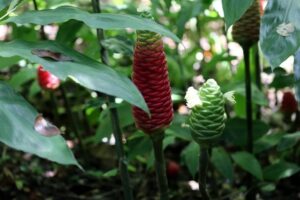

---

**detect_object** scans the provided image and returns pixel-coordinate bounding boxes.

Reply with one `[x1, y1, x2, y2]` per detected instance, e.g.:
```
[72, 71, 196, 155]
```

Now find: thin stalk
[175, 44, 187, 89]
[243, 47, 253, 153]
[32, 0, 47, 40]
[49, 91, 60, 122]
[254, 45, 261, 119]
[243, 46, 255, 200]
[91, 1, 134, 200]
[150, 133, 169, 200]
[60, 85, 83, 150]
[107, 97, 134, 200]
[199, 146, 210, 200]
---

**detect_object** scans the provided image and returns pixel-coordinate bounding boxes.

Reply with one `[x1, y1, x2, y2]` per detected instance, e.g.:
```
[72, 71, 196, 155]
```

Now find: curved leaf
[232, 151, 263, 180]
[4, 6, 180, 42]
[260, 0, 300, 68]
[0, 82, 80, 167]
[211, 147, 234, 182]
[222, 0, 254, 29]
[263, 161, 300, 181]
[0, 40, 149, 113]
[294, 48, 300, 102]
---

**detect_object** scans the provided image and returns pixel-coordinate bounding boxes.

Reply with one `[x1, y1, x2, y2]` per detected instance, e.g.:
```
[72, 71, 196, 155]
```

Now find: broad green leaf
[260, 0, 300, 68]
[211, 147, 234, 182]
[176, 0, 210, 38]
[8, 67, 36, 90]
[294, 49, 300, 102]
[0, 81, 80, 167]
[4, 6, 180, 42]
[181, 141, 199, 177]
[223, 118, 269, 148]
[277, 132, 300, 151]
[269, 73, 294, 89]
[263, 161, 300, 181]
[0, 56, 20, 69]
[127, 132, 152, 161]
[0, 0, 10, 11]
[254, 132, 283, 154]
[0, 40, 149, 113]
[222, 0, 254, 29]
[232, 151, 263, 180]
[55, 20, 84, 47]
[0, 0, 23, 21]
[94, 102, 135, 142]
[233, 83, 268, 106]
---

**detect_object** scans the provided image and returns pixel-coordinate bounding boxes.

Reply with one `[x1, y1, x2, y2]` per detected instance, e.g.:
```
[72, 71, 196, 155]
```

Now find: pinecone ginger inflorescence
[132, 8, 173, 134]
[185, 79, 235, 145]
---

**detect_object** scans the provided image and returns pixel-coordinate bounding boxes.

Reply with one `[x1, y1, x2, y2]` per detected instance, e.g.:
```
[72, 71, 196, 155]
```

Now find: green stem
[199, 146, 211, 200]
[150, 133, 169, 200]
[243, 47, 253, 153]
[254, 45, 261, 120]
[91, 1, 134, 200]
[49, 91, 59, 122]
[60, 85, 83, 150]
[243, 46, 255, 200]
[108, 97, 134, 200]
[32, 0, 47, 40]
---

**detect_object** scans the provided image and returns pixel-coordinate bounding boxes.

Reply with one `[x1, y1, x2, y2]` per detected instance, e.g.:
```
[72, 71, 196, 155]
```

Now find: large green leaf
[254, 132, 283, 154]
[211, 147, 234, 182]
[263, 161, 300, 181]
[223, 118, 269, 148]
[4, 6, 180, 42]
[277, 132, 300, 151]
[0, 56, 20, 69]
[181, 141, 199, 177]
[0, 81, 80, 167]
[260, 0, 300, 68]
[0, 40, 149, 113]
[294, 49, 300, 102]
[222, 0, 254, 29]
[0, 0, 10, 11]
[232, 151, 263, 180]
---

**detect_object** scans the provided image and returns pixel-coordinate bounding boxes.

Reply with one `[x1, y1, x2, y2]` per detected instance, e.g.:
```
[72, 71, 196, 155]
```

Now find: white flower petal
[224, 91, 236, 104]
[185, 87, 202, 108]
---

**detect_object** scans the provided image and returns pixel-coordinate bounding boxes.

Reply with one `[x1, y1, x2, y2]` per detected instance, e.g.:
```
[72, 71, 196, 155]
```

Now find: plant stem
[243, 46, 255, 200]
[199, 146, 210, 200]
[243, 47, 253, 153]
[107, 97, 134, 200]
[150, 133, 169, 200]
[32, 0, 47, 40]
[60, 85, 83, 149]
[91, 1, 134, 200]
[254, 45, 261, 119]
[49, 91, 59, 122]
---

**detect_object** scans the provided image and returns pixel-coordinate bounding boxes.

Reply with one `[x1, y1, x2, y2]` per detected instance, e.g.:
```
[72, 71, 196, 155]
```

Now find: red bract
[166, 160, 180, 177]
[280, 91, 298, 114]
[37, 65, 60, 90]
[132, 13, 173, 134]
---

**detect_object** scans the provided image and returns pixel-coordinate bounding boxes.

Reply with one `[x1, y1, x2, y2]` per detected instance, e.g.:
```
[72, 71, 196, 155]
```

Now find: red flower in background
[280, 91, 298, 114]
[132, 11, 173, 134]
[37, 65, 60, 90]
[166, 161, 180, 177]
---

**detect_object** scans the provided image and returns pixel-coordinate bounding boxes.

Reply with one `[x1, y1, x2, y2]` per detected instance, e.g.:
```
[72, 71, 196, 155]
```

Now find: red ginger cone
[132, 11, 173, 134]
[280, 91, 298, 114]
[37, 65, 60, 90]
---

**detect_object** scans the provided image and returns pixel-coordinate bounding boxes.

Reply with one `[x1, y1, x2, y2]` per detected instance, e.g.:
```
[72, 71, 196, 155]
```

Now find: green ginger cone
[185, 79, 235, 146]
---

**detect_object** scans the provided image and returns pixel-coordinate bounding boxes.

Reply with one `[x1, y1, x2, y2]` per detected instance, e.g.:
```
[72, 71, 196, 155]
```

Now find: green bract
[187, 79, 228, 146]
